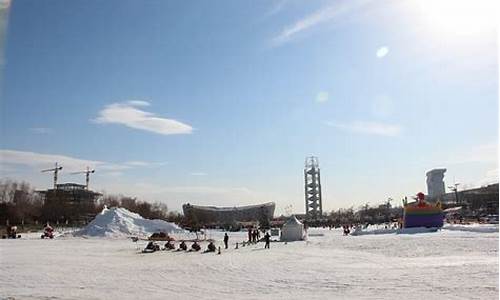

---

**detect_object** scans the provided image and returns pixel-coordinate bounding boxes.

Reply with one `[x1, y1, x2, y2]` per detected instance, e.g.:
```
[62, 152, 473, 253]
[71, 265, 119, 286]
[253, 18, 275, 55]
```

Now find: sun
[414, 0, 498, 37]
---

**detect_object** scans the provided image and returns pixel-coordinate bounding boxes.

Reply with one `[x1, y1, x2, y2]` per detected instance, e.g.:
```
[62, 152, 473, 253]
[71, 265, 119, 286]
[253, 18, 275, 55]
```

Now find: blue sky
[0, 0, 498, 214]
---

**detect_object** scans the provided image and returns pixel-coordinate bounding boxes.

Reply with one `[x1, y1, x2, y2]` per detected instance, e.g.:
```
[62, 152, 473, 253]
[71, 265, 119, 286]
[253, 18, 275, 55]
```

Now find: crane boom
[70, 167, 95, 190]
[40, 162, 63, 189]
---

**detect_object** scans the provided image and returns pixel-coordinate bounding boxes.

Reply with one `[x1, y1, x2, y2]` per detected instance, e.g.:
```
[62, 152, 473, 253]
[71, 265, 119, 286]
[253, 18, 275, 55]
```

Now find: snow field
[0, 227, 497, 299]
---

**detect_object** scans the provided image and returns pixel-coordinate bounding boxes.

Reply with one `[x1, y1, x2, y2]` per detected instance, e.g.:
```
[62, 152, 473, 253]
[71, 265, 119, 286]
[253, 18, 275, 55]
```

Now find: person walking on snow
[224, 233, 229, 249]
[264, 232, 270, 249]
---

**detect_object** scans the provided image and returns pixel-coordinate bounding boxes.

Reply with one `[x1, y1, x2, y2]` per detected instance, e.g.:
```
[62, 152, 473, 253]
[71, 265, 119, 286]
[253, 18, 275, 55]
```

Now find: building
[426, 168, 447, 198]
[439, 183, 499, 215]
[182, 202, 275, 227]
[37, 183, 102, 224]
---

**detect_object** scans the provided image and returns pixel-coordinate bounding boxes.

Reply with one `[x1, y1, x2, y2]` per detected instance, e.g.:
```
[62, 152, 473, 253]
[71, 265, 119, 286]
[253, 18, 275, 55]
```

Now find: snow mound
[74, 207, 182, 238]
[443, 224, 499, 233]
[351, 226, 439, 236]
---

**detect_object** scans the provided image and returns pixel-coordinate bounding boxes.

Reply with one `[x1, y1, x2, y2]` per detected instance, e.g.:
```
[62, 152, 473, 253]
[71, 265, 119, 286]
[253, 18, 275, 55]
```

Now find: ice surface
[0, 226, 497, 299]
[73, 207, 181, 238]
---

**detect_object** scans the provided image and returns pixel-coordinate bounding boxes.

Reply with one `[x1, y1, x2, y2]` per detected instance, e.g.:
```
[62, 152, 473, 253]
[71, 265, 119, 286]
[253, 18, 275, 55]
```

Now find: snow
[443, 223, 499, 233]
[0, 225, 498, 299]
[73, 207, 182, 238]
[350, 223, 499, 236]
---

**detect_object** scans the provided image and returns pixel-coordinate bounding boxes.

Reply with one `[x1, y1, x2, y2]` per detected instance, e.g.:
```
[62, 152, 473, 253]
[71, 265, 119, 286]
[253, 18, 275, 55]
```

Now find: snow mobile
[41, 225, 54, 239]
[2, 226, 21, 239]
[142, 241, 161, 253]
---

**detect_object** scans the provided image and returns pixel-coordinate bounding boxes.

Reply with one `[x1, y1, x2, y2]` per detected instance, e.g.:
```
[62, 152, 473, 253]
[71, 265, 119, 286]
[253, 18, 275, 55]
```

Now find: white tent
[280, 215, 304, 242]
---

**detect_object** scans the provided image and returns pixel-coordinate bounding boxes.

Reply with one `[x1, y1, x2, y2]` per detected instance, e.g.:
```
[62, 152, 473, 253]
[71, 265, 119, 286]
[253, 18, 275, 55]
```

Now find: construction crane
[71, 167, 95, 190]
[41, 162, 63, 189]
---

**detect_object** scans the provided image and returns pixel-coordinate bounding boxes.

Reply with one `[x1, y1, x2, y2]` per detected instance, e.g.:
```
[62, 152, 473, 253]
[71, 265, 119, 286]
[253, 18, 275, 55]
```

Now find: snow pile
[350, 226, 439, 236]
[74, 207, 181, 238]
[443, 223, 499, 233]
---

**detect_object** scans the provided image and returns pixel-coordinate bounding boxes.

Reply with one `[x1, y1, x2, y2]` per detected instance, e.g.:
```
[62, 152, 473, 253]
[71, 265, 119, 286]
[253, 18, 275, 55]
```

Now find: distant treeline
[0, 179, 183, 227]
[324, 205, 404, 227]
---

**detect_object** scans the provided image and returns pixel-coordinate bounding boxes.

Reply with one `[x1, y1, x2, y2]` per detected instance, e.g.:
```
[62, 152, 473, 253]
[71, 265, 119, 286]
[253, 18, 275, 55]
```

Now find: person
[144, 241, 158, 252]
[205, 241, 216, 253]
[248, 228, 252, 243]
[252, 230, 258, 243]
[8, 226, 18, 239]
[191, 241, 201, 252]
[264, 232, 270, 249]
[42, 223, 54, 239]
[164, 240, 175, 250]
[223, 233, 229, 249]
[178, 241, 187, 251]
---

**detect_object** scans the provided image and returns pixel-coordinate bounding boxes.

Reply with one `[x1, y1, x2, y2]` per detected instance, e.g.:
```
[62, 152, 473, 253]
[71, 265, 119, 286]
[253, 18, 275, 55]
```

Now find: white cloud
[124, 160, 167, 167]
[315, 91, 329, 103]
[190, 172, 207, 176]
[376, 46, 389, 58]
[93, 101, 193, 135]
[271, 0, 371, 46]
[0, 149, 103, 172]
[29, 127, 53, 134]
[263, 0, 288, 18]
[126, 100, 150, 107]
[0, 149, 163, 174]
[325, 120, 402, 136]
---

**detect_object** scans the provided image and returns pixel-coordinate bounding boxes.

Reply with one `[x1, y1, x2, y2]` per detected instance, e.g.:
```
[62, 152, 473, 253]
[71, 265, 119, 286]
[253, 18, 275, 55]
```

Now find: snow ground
[0, 227, 498, 300]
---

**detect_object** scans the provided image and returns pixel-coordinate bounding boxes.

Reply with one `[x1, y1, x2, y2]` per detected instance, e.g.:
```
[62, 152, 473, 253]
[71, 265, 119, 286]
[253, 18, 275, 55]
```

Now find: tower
[304, 156, 323, 220]
[426, 168, 446, 198]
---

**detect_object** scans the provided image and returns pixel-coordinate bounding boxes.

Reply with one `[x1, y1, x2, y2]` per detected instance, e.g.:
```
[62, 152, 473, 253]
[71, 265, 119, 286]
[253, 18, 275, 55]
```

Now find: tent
[280, 215, 304, 242]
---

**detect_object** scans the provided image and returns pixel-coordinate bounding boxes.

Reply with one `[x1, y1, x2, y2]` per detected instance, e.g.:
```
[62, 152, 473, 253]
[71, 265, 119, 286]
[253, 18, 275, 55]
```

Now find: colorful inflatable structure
[403, 192, 444, 228]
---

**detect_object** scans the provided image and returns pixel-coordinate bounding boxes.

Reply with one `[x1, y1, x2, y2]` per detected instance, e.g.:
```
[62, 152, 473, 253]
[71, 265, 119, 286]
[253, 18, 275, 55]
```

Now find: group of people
[342, 224, 352, 235]
[246, 228, 271, 248]
[143, 229, 272, 253]
[144, 240, 218, 253]
[247, 228, 261, 243]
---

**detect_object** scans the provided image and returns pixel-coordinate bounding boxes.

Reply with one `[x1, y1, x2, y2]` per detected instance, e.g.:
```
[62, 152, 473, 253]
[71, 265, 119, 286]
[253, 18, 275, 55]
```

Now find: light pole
[448, 183, 460, 204]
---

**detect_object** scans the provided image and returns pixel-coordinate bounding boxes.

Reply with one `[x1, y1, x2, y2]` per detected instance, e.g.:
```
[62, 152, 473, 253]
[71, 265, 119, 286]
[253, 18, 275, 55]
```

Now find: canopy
[280, 215, 304, 242]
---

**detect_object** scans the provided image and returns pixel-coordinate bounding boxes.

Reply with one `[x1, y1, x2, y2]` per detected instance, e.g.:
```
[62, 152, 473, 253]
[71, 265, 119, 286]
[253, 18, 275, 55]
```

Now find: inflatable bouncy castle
[403, 192, 444, 228]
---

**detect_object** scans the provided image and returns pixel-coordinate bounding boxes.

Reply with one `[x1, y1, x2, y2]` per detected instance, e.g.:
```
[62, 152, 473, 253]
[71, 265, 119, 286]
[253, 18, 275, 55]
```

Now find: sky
[0, 0, 498, 214]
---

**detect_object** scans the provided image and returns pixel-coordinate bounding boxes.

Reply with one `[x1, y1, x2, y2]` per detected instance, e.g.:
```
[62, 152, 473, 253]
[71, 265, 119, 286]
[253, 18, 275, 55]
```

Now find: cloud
[124, 161, 168, 167]
[29, 127, 53, 134]
[190, 172, 207, 176]
[263, 0, 288, 18]
[0, 149, 103, 172]
[93, 101, 193, 135]
[271, 0, 371, 46]
[126, 100, 150, 107]
[325, 120, 402, 136]
[0, 149, 164, 173]
[315, 91, 329, 103]
[376, 46, 389, 58]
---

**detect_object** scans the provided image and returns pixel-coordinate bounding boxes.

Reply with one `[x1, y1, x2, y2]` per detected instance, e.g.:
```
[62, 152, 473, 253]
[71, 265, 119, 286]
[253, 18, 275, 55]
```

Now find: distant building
[37, 183, 101, 223]
[426, 168, 446, 198]
[304, 156, 323, 220]
[182, 202, 275, 227]
[439, 183, 499, 214]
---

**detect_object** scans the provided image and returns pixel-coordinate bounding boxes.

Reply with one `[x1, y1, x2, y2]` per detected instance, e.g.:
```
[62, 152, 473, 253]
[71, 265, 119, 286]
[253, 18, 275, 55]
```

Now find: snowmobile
[142, 241, 161, 253]
[2, 226, 21, 239]
[41, 224, 54, 239]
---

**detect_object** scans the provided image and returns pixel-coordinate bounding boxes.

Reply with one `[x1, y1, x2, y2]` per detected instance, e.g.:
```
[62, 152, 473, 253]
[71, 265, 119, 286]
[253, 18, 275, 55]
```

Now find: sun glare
[414, 0, 498, 37]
